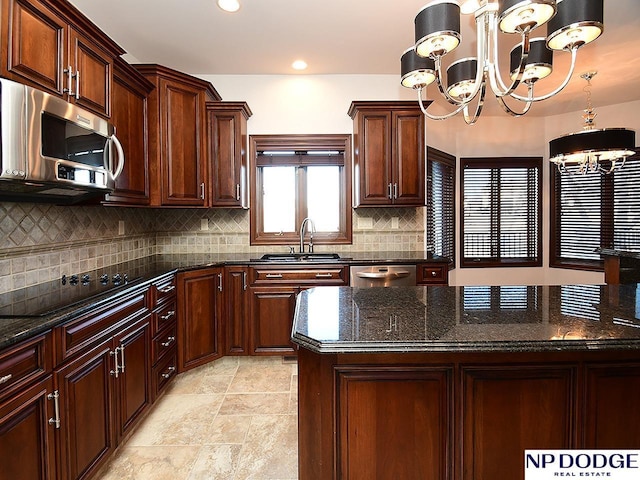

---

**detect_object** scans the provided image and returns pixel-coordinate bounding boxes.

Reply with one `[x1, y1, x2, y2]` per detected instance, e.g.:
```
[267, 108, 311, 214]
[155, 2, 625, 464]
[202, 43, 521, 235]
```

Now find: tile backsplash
[0, 202, 424, 293]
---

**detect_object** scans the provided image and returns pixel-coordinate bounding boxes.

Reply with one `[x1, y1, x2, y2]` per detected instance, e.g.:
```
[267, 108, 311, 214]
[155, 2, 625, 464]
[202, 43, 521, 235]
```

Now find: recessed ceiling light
[292, 60, 308, 71]
[217, 0, 240, 13]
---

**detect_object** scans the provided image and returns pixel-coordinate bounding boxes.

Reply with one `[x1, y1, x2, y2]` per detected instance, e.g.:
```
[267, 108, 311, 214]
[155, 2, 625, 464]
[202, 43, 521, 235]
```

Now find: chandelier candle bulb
[498, 0, 557, 34]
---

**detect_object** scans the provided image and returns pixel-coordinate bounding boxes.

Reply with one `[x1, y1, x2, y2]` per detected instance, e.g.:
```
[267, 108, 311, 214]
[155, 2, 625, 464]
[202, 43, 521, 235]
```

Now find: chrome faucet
[299, 217, 316, 253]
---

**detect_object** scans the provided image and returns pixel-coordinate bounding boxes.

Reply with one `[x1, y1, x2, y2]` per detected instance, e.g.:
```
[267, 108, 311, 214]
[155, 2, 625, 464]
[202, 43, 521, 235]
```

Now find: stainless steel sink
[257, 253, 342, 262]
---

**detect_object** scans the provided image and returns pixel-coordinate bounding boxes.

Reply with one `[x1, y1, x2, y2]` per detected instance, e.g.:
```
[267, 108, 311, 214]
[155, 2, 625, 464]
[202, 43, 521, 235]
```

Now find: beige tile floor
[96, 356, 299, 480]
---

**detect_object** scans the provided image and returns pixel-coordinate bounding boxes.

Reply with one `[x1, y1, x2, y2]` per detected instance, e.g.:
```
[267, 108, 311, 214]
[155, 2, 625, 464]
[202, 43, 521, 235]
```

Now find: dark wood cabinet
[207, 102, 252, 208]
[416, 262, 449, 285]
[177, 268, 224, 371]
[104, 58, 154, 205]
[225, 266, 250, 355]
[248, 265, 349, 355]
[135, 64, 221, 207]
[349, 101, 425, 207]
[55, 340, 114, 480]
[249, 287, 298, 355]
[1, 0, 122, 118]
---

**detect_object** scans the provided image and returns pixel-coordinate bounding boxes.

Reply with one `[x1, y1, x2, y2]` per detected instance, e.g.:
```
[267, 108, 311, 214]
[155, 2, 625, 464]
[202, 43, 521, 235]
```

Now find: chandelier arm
[416, 86, 469, 121]
[433, 56, 469, 106]
[489, 27, 531, 98]
[510, 47, 579, 102]
[462, 79, 487, 125]
[495, 83, 534, 116]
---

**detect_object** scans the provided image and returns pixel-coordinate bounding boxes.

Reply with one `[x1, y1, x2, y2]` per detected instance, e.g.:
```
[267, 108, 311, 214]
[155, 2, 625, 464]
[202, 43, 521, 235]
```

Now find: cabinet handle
[236, 184, 241, 201]
[242, 271, 247, 291]
[161, 336, 176, 348]
[431, 270, 438, 277]
[48, 391, 61, 429]
[200, 182, 206, 200]
[393, 183, 398, 199]
[160, 310, 176, 321]
[110, 347, 120, 378]
[161, 366, 176, 379]
[388, 183, 393, 200]
[120, 344, 125, 373]
[218, 273, 223, 292]
[74, 69, 80, 100]
[0, 373, 12, 385]
[265, 273, 283, 279]
[160, 285, 176, 294]
[315, 273, 333, 279]
[63, 66, 74, 96]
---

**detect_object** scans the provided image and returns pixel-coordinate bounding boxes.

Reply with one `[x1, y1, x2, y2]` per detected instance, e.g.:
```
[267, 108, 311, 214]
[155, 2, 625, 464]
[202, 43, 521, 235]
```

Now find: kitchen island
[291, 285, 640, 480]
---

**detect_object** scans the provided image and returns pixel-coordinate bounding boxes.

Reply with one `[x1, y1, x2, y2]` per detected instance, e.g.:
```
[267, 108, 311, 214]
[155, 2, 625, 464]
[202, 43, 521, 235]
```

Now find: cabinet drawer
[152, 348, 177, 398]
[0, 333, 53, 400]
[250, 266, 348, 286]
[153, 275, 177, 308]
[54, 288, 149, 363]
[416, 264, 448, 285]
[152, 323, 177, 365]
[152, 300, 177, 336]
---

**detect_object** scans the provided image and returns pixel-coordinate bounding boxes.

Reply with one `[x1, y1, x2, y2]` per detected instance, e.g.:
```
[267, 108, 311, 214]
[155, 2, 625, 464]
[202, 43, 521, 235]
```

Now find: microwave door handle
[108, 134, 125, 181]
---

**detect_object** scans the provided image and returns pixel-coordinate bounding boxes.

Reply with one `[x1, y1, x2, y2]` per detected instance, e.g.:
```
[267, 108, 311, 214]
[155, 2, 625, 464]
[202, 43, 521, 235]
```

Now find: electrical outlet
[118, 220, 125, 235]
[392, 217, 399, 229]
[200, 218, 209, 231]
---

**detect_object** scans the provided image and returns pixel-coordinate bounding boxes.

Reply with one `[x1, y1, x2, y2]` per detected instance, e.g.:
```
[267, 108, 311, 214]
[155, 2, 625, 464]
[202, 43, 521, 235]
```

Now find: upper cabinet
[1, 0, 123, 118]
[134, 64, 221, 207]
[349, 101, 426, 207]
[206, 101, 252, 208]
[104, 58, 155, 206]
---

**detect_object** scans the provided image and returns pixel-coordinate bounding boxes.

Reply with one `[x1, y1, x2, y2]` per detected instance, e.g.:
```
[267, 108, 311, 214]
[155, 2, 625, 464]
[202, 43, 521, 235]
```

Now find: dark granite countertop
[0, 252, 447, 350]
[292, 284, 640, 353]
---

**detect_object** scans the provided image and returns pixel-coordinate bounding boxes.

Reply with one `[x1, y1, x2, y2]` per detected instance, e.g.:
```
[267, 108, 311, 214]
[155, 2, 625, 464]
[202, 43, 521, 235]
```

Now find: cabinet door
[336, 368, 452, 480]
[159, 78, 207, 206]
[0, 375, 56, 480]
[209, 107, 247, 207]
[393, 110, 425, 205]
[56, 341, 115, 480]
[225, 266, 250, 355]
[461, 365, 576, 480]
[2, 0, 66, 95]
[250, 287, 297, 355]
[105, 63, 150, 205]
[113, 316, 152, 442]
[177, 268, 223, 371]
[68, 27, 112, 117]
[354, 110, 392, 206]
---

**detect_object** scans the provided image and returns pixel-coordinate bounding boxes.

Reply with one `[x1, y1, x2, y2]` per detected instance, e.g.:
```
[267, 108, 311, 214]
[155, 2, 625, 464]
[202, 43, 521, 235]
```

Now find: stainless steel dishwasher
[350, 264, 416, 287]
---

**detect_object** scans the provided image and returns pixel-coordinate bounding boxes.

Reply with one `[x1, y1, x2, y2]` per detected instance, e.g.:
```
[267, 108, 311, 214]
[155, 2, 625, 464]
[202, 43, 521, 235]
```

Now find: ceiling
[69, 0, 640, 117]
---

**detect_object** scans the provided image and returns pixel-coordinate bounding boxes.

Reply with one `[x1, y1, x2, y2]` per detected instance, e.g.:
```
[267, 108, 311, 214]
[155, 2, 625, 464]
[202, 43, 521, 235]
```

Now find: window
[249, 134, 352, 246]
[426, 147, 455, 262]
[550, 150, 640, 270]
[461, 157, 542, 267]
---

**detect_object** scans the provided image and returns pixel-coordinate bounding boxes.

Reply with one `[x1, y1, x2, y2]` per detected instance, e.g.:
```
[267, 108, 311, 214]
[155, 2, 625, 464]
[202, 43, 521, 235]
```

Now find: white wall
[199, 74, 639, 287]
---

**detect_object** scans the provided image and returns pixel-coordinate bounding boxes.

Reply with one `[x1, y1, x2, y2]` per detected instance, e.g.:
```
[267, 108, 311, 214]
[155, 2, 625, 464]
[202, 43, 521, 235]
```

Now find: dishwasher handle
[355, 270, 411, 279]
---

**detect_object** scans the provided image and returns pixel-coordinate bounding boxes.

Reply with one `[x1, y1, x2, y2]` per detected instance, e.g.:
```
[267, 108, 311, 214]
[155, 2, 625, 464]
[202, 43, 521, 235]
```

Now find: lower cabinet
[225, 266, 250, 355]
[177, 268, 224, 371]
[249, 287, 298, 355]
[0, 375, 56, 480]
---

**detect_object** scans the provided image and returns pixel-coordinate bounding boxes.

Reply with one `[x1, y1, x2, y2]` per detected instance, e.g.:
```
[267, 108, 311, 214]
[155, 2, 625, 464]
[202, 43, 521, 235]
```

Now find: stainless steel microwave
[0, 77, 124, 203]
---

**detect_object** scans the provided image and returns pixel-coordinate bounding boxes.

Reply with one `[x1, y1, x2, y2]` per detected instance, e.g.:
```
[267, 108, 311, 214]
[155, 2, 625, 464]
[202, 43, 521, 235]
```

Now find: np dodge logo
[525, 450, 640, 479]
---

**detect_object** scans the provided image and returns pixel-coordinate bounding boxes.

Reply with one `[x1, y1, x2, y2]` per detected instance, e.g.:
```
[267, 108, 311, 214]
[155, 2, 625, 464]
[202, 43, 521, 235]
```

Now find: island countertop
[291, 284, 640, 353]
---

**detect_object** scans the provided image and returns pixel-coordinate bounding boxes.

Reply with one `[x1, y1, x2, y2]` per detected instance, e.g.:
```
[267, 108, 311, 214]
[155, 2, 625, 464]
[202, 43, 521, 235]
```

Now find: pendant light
[549, 72, 636, 174]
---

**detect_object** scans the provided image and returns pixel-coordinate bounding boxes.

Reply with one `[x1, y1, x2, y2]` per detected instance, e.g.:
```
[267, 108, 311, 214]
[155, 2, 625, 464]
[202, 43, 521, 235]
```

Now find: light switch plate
[200, 218, 209, 231]
[392, 217, 399, 229]
[357, 217, 373, 229]
[118, 220, 125, 235]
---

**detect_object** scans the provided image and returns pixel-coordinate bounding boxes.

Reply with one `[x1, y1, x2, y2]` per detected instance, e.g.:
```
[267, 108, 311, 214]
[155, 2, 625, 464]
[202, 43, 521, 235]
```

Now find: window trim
[249, 134, 352, 246]
[460, 156, 543, 268]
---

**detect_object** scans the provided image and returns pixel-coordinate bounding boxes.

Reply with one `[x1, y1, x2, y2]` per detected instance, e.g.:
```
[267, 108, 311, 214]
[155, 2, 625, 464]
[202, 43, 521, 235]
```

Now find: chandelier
[549, 72, 636, 174]
[400, 0, 605, 125]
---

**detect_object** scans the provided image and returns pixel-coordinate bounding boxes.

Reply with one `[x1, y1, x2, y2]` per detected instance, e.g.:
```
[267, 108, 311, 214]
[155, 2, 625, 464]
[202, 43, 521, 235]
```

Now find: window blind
[426, 147, 455, 262]
[461, 157, 542, 267]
